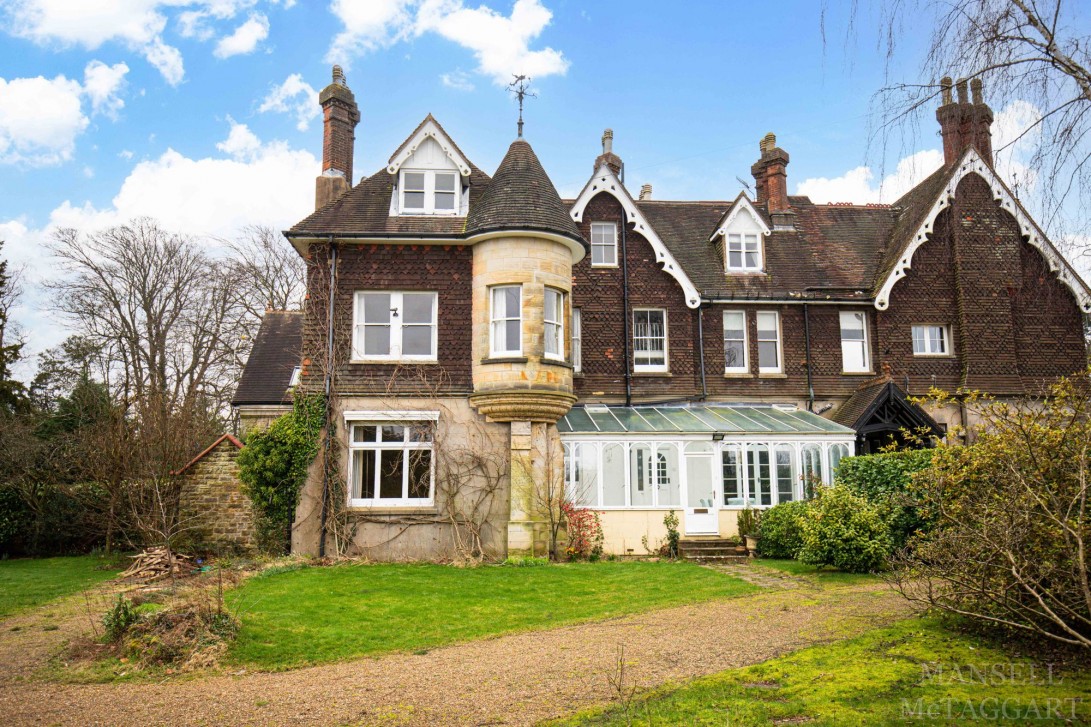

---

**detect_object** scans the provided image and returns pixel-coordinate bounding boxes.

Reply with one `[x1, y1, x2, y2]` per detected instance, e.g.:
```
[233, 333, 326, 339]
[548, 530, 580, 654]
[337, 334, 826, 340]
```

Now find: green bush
[836, 449, 933, 547]
[103, 594, 138, 641]
[757, 500, 809, 559]
[798, 485, 893, 573]
[236, 396, 324, 554]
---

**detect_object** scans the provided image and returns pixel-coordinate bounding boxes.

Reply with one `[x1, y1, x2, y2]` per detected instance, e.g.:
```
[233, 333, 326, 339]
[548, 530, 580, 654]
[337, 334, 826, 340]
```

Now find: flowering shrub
[562, 502, 604, 561]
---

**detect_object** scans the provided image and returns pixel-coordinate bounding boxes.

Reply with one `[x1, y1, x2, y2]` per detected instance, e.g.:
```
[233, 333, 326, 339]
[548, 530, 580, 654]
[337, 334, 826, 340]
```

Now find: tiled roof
[831, 381, 890, 428]
[232, 311, 302, 406]
[636, 197, 896, 299]
[466, 139, 584, 243]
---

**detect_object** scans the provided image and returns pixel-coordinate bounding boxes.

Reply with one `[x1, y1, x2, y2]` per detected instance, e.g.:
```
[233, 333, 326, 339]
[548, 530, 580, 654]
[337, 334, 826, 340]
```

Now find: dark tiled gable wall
[302, 243, 474, 395]
[572, 192, 701, 401]
[878, 174, 1085, 397]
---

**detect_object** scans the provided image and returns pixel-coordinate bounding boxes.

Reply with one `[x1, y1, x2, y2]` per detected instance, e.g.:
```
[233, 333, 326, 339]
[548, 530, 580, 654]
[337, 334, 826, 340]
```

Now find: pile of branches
[118, 547, 197, 582]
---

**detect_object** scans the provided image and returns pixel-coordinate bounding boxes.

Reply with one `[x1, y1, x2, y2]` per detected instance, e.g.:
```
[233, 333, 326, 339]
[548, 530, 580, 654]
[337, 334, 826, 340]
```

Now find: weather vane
[508, 74, 535, 138]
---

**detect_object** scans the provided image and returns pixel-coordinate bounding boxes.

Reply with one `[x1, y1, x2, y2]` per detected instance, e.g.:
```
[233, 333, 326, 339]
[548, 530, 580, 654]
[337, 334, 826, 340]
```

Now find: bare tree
[838, 0, 1091, 242]
[225, 224, 306, 318]
[49, 218, 246, 420]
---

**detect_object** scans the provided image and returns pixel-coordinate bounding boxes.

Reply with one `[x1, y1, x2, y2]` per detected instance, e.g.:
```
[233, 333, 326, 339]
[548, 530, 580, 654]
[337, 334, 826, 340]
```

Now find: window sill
[590, 263, 619, 269]
[395, 211, 461, 218]
[840, 371, 876, 376]
[480, 356, 529, 364]
[757, 372, 787, 379]
[541, 357, 574, 369]
[723, 371, 753, 378]
[912, 354, 955, 359]
[350, 358, 438, 365]
[347, 505, 439, 515]
[633, 371, 671, 377]
[724, 271, 767, 276]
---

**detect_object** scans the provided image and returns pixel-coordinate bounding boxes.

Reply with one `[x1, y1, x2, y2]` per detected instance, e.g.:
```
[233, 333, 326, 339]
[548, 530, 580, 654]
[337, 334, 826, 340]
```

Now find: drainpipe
[696, 303, 708, 400]
[620, 207, 633, 407]
[318, 237, 338, 558]
[803, 303, 815, 412]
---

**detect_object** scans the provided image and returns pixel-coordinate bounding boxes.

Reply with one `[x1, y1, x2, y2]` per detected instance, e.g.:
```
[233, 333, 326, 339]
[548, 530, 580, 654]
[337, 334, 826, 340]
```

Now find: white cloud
[213, 12, 269, 58]
[2, 121, 317, 369]
[82, 60, 129, 119]
[440, 69, 474, 91]
[327, 0, 415, 60]
[327, 0, 568, 85]
[415, 0, 568, 84]
[216, 117, 262, 159]
[259, 73, 319, 131]
[992, 99, 1041, 195]
[141, 35, 186, 85]
[50, 120, 317, 237]
[0, 61, 130, 166]
[0, 72, 87, 166]
[797, 150, 946, 204]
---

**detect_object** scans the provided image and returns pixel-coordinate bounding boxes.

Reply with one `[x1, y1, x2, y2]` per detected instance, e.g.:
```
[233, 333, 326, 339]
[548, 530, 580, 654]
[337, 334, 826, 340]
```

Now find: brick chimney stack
[594, 128, 624, 177]
[315, 65, 360, 210]
[751, 132, 790, 213]
[936, 75, 993, 166]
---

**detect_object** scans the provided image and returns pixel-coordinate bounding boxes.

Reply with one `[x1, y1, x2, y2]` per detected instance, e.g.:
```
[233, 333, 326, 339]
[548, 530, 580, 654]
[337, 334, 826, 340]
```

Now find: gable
[708, 195, 770, 241]
[570, 163, 702, 308]
[874, 148, 1091, 313]
[386, 116, 472, 177]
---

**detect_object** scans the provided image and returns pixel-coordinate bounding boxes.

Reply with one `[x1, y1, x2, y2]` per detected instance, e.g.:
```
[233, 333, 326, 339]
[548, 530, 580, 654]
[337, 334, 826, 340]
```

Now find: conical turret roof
[466, 139, 584, 244]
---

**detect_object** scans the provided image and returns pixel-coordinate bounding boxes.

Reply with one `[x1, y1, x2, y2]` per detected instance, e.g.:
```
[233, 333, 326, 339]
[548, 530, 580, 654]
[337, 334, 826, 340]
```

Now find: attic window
[399, 170, 459, 215]
[727, 233, 762, 272]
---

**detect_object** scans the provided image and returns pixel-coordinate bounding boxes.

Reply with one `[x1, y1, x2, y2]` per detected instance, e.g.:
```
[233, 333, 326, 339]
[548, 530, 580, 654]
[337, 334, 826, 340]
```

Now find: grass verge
[753, 557, 880, 585]
[0, 555, 122, 619]
[227, 560, 757, 669]
[547, 616, 1091, 725]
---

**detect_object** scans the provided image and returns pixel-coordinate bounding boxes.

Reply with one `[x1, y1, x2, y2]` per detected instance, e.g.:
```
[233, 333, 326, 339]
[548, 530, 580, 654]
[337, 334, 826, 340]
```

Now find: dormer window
[727, 233, 762, 272]
[400, 170, 459, 215]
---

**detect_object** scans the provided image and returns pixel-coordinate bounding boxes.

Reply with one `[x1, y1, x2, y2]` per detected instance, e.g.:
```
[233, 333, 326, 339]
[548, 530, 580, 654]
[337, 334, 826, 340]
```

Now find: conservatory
[557, 404, 856, 550]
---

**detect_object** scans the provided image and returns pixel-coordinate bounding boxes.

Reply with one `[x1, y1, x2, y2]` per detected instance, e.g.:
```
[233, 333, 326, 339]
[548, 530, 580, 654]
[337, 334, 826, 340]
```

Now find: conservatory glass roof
[557, 404, 854, 436]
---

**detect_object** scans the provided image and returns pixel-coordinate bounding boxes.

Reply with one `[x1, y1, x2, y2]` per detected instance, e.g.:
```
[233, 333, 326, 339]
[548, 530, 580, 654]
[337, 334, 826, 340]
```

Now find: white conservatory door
[683, 442, 719, 535]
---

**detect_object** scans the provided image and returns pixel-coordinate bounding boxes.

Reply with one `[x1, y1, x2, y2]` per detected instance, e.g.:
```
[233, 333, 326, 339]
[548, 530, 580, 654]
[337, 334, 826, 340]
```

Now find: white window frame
[756, 310, 782, 373]
[544, 288, 566, 361]
[590, 222, 618, 267]
[489, 285, 523, 357]
[345, 412, 437, 507]
[633, 308, 668, 373]
[726, 232, 763, 272]
[912, 324, 950, 356]
[399, 169, 460, 215]
[352, 291, 438, 362]
[572, 307, 582, 373]
[722, 310, 749, 373]
[839, 311, 871, 373]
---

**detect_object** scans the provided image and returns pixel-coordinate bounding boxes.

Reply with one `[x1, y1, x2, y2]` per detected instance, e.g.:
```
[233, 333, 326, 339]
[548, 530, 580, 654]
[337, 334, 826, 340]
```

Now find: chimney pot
[594, 128, 623, 176]
[940, 76, 953, 105]
[759, 132, 776, 153]
[332, 65, 346, 86]
[970, 77, 984, 104]
[602, 128, 613, 154]
[956, 78, 969, 104]
[639, 183, 652, 200]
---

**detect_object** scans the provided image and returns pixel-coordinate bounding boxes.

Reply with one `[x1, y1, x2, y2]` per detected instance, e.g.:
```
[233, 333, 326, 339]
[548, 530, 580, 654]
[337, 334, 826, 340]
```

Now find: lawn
[227, 560, 757, 669]
[753, 558, 881, 585]
[0, 555, 122, 619]
[549, 616, 1091, 725]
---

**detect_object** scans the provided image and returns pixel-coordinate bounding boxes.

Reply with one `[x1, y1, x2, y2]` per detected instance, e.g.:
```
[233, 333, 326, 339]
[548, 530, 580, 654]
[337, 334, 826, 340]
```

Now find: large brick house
[240, 68, 1090, 559]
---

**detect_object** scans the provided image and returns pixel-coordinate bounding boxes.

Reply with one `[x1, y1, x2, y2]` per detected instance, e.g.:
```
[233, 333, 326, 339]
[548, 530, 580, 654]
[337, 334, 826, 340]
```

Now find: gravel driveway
[0, 572, 910, 726]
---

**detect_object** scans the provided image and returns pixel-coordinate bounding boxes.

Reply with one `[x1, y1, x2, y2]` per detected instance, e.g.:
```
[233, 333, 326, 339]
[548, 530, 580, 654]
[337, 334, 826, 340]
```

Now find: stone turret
[465, 137, 586, 554]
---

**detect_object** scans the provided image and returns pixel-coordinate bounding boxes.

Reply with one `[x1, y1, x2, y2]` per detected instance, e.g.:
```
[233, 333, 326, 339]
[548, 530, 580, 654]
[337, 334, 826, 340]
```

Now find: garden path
[0, 573, 911, 726]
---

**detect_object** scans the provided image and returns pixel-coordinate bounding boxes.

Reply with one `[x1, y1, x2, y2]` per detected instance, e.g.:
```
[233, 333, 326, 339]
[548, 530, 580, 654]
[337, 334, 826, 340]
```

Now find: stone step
[681, 554, 751, 563]
[679, 539, 745, 550]
[679, 546, 747, 557]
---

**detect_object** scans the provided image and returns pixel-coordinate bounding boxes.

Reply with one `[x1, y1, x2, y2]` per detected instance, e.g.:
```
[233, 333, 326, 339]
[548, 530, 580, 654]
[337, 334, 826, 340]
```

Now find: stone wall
[178, 436, 257, 553]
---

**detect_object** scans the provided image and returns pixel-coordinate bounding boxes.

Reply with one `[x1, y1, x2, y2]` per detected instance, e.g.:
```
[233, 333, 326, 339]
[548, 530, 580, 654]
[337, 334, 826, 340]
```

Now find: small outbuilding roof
[232, 311, 302, 406]
[558, 404, 854, 436]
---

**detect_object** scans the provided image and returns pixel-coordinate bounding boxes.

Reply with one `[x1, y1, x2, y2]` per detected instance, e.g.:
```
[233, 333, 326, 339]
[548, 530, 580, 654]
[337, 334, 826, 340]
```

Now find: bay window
[544, 288, 565, 361]
[489, 285, 522, 356]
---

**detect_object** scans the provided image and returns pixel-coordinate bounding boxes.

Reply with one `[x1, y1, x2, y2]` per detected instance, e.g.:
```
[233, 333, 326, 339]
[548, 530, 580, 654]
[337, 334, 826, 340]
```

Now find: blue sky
[0, 0, 1046, 367]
